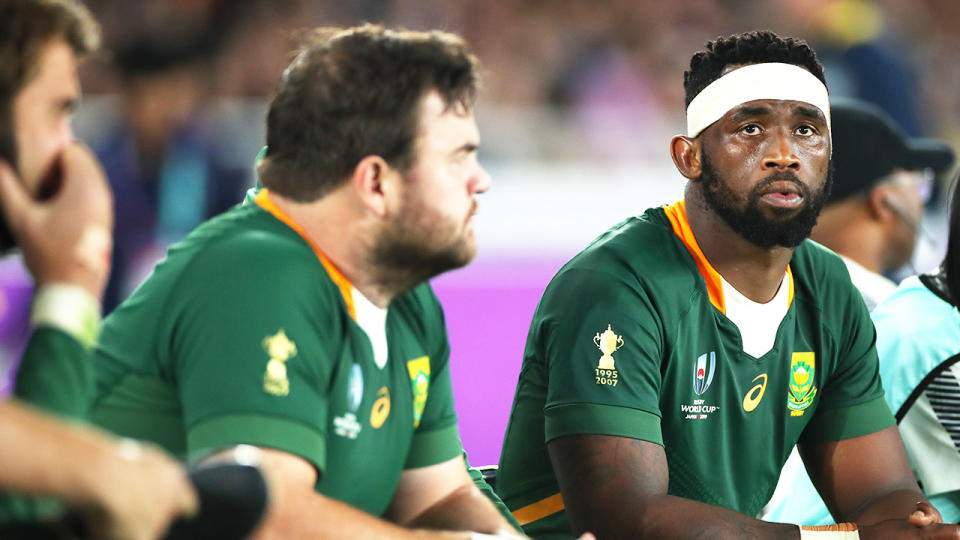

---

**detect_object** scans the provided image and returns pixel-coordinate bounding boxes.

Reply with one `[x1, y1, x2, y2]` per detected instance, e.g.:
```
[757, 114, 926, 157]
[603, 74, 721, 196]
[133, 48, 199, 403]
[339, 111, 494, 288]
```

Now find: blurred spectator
[91, 29, 249, 311]
[811, 98, 955, 309]
[868, 170, 960, 523]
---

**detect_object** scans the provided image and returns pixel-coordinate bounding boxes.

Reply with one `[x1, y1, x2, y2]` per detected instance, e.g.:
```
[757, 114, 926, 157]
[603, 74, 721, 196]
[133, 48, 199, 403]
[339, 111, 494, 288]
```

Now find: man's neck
[266, 190, 398, 308]
[684, 187, 795, 303]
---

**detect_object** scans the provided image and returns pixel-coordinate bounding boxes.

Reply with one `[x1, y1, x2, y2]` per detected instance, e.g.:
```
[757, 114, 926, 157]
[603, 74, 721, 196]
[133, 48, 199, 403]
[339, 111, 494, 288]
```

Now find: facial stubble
[699, 150, 833, 249]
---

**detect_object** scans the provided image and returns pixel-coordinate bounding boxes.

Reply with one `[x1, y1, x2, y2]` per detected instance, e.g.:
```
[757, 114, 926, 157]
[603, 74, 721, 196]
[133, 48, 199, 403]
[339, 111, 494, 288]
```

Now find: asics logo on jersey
[370, 386, 391, 428]
[742, 373, 768, 412]
[694, 351, 717, 395]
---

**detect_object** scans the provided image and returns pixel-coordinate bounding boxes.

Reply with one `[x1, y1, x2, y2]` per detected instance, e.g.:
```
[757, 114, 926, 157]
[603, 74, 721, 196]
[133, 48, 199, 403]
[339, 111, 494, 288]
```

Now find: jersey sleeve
[170, 240, 338, 475]
[14, 327, 92, 420]
[538, 267, 665, 446]
[802, 279, 894, 442]
[405, 287, 462, 469]
[464, 451, 522, 530]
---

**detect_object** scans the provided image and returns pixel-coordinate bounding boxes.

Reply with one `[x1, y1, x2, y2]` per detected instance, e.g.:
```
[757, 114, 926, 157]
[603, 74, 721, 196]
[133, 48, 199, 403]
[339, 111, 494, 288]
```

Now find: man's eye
[795, 125, 814, 136]
[741, 124, 762, 135]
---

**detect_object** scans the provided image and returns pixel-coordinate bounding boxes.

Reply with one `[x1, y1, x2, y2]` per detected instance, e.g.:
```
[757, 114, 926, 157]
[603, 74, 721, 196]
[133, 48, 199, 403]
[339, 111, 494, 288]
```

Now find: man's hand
[84, 440, 198, 540]
[910, 501, 944, 527]
[801, 427, 949, 528]
[0, 142, 113, 300]
[859, 518, 960, 539]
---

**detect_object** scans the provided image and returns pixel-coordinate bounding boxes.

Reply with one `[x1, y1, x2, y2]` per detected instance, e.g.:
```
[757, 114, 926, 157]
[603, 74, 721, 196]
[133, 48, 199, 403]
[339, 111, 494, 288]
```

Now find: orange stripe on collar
[663, 200, 726, 313]
[254, 189, 357, 320]
[662, 200, 795, 313]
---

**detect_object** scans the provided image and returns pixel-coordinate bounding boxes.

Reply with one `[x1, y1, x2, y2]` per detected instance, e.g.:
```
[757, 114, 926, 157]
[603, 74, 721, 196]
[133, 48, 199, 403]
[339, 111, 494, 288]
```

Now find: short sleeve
[405, 289, 462, 469]
[803, 283, 894, 442]
[539, 267, 664, 445]
[172, 242, 338, 474]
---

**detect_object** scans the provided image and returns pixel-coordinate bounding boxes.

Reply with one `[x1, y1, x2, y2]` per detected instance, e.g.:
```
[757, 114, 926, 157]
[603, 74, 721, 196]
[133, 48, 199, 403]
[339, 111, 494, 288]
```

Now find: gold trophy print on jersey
[263, 329, 297, 396]
[787, 352, 817, 416]
[594, 324, 623, 387]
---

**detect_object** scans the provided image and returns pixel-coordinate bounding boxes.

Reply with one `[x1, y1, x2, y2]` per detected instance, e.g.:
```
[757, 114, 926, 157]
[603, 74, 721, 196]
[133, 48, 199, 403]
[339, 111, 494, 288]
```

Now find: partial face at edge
[372, 91, 491, 279]
[698, 99, 833, 248]
[12, 39, 80, 194]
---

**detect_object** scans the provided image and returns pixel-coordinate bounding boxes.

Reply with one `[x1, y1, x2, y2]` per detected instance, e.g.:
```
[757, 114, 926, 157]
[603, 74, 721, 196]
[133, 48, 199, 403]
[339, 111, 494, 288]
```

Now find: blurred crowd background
[2, 0, 959, 465]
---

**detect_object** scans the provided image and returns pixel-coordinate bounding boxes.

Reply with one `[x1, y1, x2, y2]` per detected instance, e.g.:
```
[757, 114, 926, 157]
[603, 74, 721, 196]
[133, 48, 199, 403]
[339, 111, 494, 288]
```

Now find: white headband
[686, 63, 830, 137]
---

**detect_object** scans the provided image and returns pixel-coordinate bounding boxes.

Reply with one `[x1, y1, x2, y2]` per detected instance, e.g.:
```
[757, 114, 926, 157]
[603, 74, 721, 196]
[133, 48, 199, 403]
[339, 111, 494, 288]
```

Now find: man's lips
[758, 180, 804, 208]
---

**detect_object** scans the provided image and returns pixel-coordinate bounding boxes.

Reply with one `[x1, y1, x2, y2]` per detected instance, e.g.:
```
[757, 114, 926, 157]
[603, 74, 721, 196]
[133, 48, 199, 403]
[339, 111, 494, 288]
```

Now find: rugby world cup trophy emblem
[594, 324, 624, 370]
[263, 330, 298, 397]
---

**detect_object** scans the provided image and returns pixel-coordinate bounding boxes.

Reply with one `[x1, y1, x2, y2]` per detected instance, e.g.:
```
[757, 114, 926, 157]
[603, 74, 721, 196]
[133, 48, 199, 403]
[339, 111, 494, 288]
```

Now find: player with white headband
[496, 30, 960, 540]
[685, 61, 831, 138]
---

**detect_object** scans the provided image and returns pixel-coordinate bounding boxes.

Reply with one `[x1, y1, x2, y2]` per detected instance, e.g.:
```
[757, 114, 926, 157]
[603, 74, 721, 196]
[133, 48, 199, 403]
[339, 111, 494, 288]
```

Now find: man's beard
[369, 201, 475, 292]
[699, 152, 833, 249]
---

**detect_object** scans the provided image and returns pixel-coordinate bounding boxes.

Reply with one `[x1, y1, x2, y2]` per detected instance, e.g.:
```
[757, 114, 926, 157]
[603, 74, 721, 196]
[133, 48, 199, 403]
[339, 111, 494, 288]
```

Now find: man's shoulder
[874, 276, 958, 340]
[117, 205, 335, 317]
[145, 205, 327, 297]
[790, 240, 859, 299]
[547, 207, 695, 296]
[177, 205, 315, 267]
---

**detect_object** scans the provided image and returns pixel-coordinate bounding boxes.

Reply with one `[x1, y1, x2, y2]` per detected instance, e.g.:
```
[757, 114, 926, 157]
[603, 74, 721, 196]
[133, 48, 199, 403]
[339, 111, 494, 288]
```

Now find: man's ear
[867, 184, 895, 222]
[351, 155, 397, 217]
[670, 135, 702, 180]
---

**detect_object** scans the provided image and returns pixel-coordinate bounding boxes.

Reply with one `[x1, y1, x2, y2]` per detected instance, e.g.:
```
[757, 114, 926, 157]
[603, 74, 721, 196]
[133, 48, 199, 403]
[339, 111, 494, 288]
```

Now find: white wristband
[30, 283, 102, 348]
[798, 523, 860, 539]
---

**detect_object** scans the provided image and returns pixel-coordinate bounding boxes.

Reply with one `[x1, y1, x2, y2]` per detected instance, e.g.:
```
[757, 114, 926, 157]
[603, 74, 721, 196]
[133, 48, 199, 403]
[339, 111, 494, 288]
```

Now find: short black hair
[683, 30, 826, 108]
[258, 25, 480, 202]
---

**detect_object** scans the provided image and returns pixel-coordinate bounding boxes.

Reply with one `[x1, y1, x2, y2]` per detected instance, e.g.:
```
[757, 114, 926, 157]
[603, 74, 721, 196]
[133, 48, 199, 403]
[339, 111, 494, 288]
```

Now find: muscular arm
[387, 454, 519, 535]
[549, 432, 960, 540]
[548, 434, 799, 539]
[241, 448, 513, 539]
[800, 426, 935, 525]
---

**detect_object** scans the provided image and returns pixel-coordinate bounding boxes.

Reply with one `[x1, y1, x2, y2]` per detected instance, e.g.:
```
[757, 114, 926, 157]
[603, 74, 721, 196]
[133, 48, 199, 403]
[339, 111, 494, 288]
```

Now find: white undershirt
[351, 289, 389, 369]
[721, 273, 791, 358]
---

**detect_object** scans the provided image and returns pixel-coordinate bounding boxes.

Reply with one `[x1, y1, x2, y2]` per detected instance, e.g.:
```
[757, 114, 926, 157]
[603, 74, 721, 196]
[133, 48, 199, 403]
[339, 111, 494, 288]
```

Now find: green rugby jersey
[89, 189, 462, 516]
[497, 200, 894, 538]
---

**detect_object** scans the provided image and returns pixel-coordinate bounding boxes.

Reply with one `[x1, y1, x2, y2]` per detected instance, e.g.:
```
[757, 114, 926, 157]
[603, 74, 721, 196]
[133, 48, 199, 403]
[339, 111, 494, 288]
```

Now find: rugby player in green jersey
[0, 1, 197, 537]
[496, 31, 960, 539]
[87, 25, 533, 539]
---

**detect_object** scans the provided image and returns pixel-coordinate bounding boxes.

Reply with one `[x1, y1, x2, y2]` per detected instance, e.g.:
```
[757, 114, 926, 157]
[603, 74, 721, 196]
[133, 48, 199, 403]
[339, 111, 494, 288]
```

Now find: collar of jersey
[254, 188, 357, 320]
[662, 199, 794, 315]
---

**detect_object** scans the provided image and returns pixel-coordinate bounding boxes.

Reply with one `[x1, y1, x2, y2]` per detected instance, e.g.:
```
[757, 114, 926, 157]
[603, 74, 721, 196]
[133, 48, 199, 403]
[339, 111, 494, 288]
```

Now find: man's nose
[763, 132, 800, 170]
[472, 164, 491, 194]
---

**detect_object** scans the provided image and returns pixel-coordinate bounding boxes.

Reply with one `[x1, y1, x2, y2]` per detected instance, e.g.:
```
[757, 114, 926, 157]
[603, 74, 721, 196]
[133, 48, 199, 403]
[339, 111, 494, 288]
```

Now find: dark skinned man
[496, 30, 960, 540]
